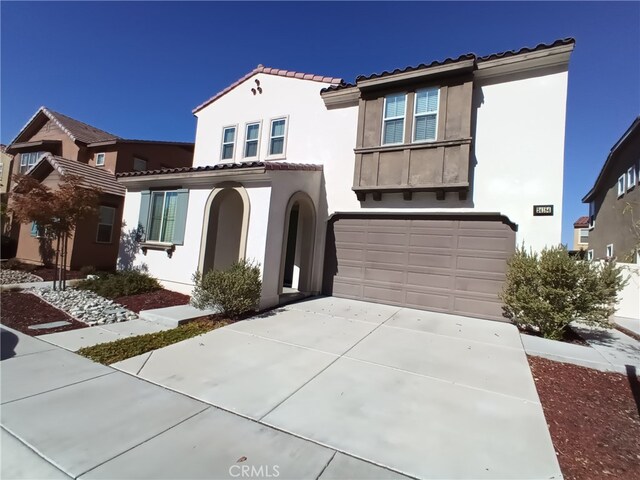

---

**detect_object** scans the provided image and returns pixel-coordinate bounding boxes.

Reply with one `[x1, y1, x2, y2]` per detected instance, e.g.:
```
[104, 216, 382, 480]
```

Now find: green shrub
[500, 245, 627, 340]
[4, 258, 37, 272]
[191, 260, 262, 318]
[75, 269, 161, 299]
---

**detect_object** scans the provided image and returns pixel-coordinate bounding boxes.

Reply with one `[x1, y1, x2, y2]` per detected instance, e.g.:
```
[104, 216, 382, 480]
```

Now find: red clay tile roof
[192, 65, 342, 114]
[321, 38, 575, 94]
[573, 216, 590, 228]
[116, 161, 322, 178]
[29, 154, 125, 196]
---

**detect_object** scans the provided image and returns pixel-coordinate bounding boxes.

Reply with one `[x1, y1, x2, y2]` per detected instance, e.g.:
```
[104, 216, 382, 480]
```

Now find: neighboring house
[582, 117, 640, 263]
[572, 216, 590, 251]
[6, 107, 194, 269]
[118, 39, 573, 321]
[1, 145, 14, 236]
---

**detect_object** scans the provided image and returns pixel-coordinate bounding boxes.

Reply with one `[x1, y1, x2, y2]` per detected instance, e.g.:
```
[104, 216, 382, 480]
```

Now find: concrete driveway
[112, 297, 561, 479]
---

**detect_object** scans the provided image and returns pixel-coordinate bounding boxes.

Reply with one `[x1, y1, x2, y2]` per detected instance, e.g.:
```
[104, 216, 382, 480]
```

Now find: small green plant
[500, 245, 627, 340]
[191, 260, 262, 318]
[78, 319, 227, 364]
[75, 269, 161, 299]
[3, 258, 37, 272]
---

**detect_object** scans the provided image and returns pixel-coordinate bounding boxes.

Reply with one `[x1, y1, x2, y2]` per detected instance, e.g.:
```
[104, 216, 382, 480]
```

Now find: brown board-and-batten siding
[323, 214, 517, 321]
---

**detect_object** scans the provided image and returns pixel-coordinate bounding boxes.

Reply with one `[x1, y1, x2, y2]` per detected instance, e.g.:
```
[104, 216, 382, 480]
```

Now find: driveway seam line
[1, 371, 116, 406]
[282, 305, 398, 327]
[1, 347, 59, 360]
[256, 306, 401, 422]
[0, 425, 73, 480]
[225, 328, 342, 357]
[314, 450, 337, 480]
[74, 405, 211, 479]
[136, 350, 154, 376]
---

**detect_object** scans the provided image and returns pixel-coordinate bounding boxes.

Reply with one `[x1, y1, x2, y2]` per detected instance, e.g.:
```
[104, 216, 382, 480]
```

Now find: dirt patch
[114, 289, 191, 313]
[0, 291, 87, 335]
[529, 356, 640, 480]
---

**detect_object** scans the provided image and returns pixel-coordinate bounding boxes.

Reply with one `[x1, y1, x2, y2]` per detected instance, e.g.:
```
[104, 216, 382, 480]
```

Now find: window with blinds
[148, 191, 179, 243]
[244, 122, 260, 158]
[382, 93, 406, 145]
[221, 126, 236, 160]
[413, 88, 439, 142]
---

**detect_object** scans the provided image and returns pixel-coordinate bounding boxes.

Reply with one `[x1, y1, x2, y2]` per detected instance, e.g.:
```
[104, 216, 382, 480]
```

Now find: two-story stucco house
[6, 107, 194, 270]
[582, 117, 640, 263]
[118, 38, 573, 321]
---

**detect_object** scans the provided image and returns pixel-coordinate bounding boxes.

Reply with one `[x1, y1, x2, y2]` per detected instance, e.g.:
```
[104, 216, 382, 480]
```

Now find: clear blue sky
[2, 2, 639, 245]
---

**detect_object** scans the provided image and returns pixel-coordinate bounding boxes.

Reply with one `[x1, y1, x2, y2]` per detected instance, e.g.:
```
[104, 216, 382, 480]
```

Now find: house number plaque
[533, 205, 554, 216]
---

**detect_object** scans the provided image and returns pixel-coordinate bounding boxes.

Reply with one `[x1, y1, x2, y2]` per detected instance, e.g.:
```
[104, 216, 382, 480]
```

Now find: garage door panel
[326, 217, 515, 321]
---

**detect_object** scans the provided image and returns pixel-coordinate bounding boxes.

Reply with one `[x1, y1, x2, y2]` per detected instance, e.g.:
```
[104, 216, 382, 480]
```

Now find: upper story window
[96, 206, 116, 243]
[221, 126, 237, 160]
[244, 122, 261, 158]
[588, 202, 595, 229]
[269, 118, 287, 156]
[413, 88, 439, 142]
[606, 244, 614, 258]
[579, 228, 589, 244]
[96, 153, 106, 166]
[20, 151, 45, 173]
[382, 93, 406, 145]
[627, 166, 636, 191]
[133, 157, 147, 172]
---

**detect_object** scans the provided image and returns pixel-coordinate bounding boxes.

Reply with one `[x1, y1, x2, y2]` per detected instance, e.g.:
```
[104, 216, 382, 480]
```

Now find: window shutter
[171, 189, 190, 245]
[137, 191, 151, 241]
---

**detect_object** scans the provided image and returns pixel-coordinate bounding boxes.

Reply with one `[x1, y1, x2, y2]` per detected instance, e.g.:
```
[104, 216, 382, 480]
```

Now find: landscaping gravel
[0, 269, 43, 284]
[35, 288, 138, 325]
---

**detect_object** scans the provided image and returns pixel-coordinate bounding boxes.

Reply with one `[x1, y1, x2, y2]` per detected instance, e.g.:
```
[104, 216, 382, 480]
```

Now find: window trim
[133, 157, 148, 172]
[579, 228, 589, 244]
[606, 244, 614, 258]
[95, 152, 106, 167]
[147, 190, 179, 244]
[586, 249, 594, 261]
[220, 125, 238, 161]
[412, 87, 440, 143]
[381, 93, 407, 146]
[96, 205, 116, 244]
[617, 174, 625, 197]
[19, 151, 45, 173]
[267, 116, 288, 159]
[588, 202, 595, 230]
[627, 166, 636, 191]
[243, 121, 262, 159]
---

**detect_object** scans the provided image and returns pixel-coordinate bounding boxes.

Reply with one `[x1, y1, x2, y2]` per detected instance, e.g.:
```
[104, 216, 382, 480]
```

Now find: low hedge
[75, 270, 161, 299]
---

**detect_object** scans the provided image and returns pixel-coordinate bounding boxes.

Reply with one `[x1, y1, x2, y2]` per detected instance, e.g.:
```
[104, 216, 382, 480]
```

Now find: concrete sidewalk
[0, 324, 410, 480]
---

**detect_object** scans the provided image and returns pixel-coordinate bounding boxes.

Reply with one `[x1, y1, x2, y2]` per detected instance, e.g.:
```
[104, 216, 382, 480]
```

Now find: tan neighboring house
[582, 116, 640, 262]
[6, 107, 194, 270]
[572, 216, 589, 251]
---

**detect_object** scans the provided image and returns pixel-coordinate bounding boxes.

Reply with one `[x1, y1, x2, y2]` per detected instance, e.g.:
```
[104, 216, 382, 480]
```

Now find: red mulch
[114, 289, 191, 313]
[521, 326, 589, 345]
[529, 356, 640, 480]
[0, 291, 87, 335]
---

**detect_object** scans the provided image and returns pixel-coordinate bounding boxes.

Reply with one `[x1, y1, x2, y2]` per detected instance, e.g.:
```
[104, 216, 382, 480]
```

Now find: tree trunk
[62, 232, 68, 290]
[53, 234, 60, 291]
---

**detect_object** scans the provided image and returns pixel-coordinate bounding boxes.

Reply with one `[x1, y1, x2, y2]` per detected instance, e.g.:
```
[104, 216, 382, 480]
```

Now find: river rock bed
[35, 288, 138, 325]
[1, 269, 43, 284]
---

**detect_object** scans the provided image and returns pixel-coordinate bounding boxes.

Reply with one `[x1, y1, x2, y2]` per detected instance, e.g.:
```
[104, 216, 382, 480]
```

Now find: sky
[1, 1, 639, 246]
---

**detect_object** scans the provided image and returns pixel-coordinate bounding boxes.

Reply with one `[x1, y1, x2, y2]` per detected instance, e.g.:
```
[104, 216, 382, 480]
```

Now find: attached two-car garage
[323, 214, 516, 321]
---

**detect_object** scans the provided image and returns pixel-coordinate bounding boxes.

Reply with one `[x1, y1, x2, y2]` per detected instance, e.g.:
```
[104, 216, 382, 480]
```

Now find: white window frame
[96, 152, 106, 167]
[586, 249, 594, 261]
[413, 87, 440, 143]
[19, 151, 45, 173]
[381, 93, 407, 146]
[579, 228, 589, 244]
[96, 206, 116, 244]
[147, 190, 178, 243]
[267, 117, 288, 159]
[133, 157, 148, 172]
[220, 125, 237, 161]
[627, 166, 636, 191]
[617, 175, 625, 197]
[243, 121, 262, 159]
[588, 202, 596, 230]
[606, 244, 614, 258]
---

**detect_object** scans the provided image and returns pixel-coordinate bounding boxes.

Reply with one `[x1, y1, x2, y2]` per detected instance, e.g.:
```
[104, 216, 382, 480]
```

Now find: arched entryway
[200, 185, 250, 274]
[279, 192, 316, 295]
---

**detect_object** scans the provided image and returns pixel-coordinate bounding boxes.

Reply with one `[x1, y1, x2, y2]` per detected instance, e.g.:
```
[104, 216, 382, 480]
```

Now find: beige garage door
[324, 215, 516, 321]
